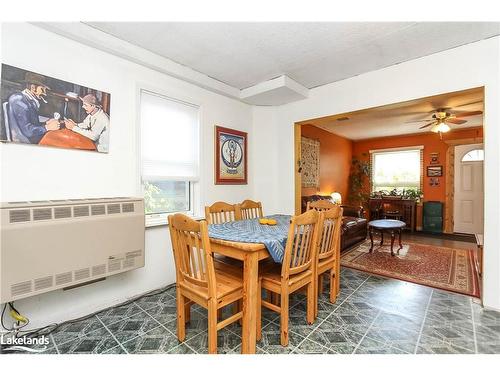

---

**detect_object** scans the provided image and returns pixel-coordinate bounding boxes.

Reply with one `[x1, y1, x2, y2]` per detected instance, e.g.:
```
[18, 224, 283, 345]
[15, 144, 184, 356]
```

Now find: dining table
[208, 214, 291, 354]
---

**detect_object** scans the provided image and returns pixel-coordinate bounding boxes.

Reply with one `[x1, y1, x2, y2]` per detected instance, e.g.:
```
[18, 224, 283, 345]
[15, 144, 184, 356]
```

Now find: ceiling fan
[406, 102, 483, 134]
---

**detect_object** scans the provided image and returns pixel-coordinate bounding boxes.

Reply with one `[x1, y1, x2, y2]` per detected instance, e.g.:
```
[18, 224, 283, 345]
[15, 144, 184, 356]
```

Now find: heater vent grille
[11, 281, 32, 297]
[126, 250, 142, 259]
[74, 268, 90, 281]
[122, 203, 135, 213]
[108, 259, 122, 272]
[73, 206, 90, 217]
[91, 205, 106, 216]
[90, 204, 106, 216]
[123, 258, 135, 268]
[33, 208, 52, 221]
[107, 204, 121, 214]
[54, 207, 72, 219]
[92, 264, 106, 277]
[9, 209, 31, 223]
[34, 276, 53, 291]
[55, 272, 73, 286]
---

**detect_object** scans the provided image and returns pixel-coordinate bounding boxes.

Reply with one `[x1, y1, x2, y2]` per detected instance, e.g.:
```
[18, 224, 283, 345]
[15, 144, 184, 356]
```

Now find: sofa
[301, 195, 367, 251]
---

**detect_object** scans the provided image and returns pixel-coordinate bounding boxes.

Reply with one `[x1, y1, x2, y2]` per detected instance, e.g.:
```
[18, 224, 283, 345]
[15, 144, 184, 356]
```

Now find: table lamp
[331, 192, 342, 205]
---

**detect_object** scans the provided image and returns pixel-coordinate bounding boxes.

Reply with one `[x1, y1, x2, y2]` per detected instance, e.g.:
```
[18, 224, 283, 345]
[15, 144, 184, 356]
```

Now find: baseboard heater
[0, 197, 145, 303]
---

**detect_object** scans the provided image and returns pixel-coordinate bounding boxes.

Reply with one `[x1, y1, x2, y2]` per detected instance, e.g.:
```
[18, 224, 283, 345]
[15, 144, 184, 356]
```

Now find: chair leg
[257, 281, 262, 341]
[217, 308, 222, 321]
[208, 299, 218, 354]
[280, 292, 289, 346]
[306, 281, 315, 324]
[176, 289, 186, 342]
[314, 274, 319, 320]
[318, 274, 324, 295]
[335, 263, 341, 297]
[330, 269, 337, 304]
[232, 300, 242, 326]
[185, 300, 191, 323]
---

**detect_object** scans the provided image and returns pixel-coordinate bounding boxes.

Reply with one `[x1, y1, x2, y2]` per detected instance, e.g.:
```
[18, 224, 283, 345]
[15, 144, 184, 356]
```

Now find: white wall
[0, 23, 254, 328]
[253, 36, 500, 310]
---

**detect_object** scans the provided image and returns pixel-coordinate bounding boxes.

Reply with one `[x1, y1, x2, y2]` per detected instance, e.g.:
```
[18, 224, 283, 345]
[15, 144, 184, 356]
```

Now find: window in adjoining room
[140, 90, 199, 225]
[370, 146, 423, 193]
[462, 149, 484, 162]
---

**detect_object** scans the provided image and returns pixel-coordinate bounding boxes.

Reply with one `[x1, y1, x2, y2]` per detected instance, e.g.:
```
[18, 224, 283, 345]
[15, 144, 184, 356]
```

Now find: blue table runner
[208, 214, 291, 263]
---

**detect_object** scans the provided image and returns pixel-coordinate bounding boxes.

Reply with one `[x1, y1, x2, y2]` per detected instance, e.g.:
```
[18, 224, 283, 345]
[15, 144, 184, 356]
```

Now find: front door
[453, 143, 484, 234]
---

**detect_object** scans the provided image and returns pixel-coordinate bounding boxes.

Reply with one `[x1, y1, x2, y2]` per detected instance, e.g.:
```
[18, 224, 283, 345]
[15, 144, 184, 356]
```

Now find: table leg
[398, 229, 403, 253]
[380, 231, 384, 246]
[369, 227, 374, 253]
[241, 252, 259, 354]
[390, 231, 395, 256]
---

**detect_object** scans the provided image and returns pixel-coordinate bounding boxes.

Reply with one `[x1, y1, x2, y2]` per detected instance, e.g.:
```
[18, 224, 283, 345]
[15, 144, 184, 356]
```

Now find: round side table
[368, 219, 406, 256]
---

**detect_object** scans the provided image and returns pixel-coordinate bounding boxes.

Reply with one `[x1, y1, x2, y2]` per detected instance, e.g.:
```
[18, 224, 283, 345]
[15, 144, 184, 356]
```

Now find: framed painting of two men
[0, 64, 111, 153]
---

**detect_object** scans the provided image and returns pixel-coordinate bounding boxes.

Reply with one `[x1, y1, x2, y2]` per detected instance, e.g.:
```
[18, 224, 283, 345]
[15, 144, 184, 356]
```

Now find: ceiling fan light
[437, 123, 451, 133]
[431, 124, 440, 133]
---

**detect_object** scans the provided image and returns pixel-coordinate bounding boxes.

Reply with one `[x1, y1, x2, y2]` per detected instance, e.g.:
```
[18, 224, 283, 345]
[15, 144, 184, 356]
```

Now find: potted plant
[402, 188, 423, 203]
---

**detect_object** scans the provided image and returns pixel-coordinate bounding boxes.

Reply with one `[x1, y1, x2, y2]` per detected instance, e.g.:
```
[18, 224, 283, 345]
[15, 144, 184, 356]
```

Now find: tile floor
[13, 266, 500, 354]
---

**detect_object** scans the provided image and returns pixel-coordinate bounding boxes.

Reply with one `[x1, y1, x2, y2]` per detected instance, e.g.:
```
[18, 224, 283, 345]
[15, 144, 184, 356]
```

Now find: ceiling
[298, 87, 484, 140]
[85, 22, 499, 90]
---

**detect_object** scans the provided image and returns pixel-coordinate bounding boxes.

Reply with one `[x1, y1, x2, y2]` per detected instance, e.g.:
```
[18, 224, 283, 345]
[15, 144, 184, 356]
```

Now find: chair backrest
[239, 199, 263, 219]
[317, 206, 343, 261]
[282, 209, 321, 278]
[168, 213, 216, 298]
[205, 201, 241, 224]
[306, 199, 336, 212]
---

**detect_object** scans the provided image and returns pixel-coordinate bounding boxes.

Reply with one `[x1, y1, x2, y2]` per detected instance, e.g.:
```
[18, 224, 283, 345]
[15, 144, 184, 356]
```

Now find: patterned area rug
[341, 240, 480, 297]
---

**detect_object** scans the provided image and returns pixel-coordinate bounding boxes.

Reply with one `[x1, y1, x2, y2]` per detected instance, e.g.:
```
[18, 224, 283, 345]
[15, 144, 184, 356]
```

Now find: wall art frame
[214, 125, 247, 185]
[427, 165, 443, 177]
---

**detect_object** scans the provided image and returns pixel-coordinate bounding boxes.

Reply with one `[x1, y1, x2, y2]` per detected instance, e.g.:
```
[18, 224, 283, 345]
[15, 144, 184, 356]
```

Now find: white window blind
[140, 90, 199, 182]
[370, 147, 423, 192]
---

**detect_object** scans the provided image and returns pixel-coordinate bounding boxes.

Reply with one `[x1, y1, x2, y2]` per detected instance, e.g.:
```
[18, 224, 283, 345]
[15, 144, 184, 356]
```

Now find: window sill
[145, 213, 205, 228]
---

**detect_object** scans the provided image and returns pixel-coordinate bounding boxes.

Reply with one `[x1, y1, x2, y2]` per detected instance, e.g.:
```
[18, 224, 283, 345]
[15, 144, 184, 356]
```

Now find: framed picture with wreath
[214, 125, 247, 185]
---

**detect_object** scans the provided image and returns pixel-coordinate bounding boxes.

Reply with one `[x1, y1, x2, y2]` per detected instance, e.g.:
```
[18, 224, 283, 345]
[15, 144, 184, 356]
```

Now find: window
[140, 90, 199, 225]
[462, 149, 484, 162]
[370, 147, 423, 193]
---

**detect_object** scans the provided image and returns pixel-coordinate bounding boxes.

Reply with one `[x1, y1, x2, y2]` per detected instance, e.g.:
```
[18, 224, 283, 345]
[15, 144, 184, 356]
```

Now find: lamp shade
[431, 121, 451, 133]
[437, 123, 451, 133]
[331, 192, 342, 204]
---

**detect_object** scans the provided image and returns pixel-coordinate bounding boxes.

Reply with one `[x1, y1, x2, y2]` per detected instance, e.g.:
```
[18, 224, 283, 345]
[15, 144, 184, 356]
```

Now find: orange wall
[301, 125, 352, 200]
[352, 127, 483, 203]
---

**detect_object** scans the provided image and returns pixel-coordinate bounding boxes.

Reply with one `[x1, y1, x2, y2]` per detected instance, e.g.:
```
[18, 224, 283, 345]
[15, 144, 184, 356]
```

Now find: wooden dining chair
[168, 213, 244, 354]
[205, 201, 242, 224]
[306, 199, 336, 212]
[315, 206, 343, 318]
[257, 209, 321, 346]
[239, 199, 264, 219]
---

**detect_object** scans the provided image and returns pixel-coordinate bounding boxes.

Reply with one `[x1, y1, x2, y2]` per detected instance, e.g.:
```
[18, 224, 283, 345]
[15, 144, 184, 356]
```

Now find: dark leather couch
[301, 195, 367, 251]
